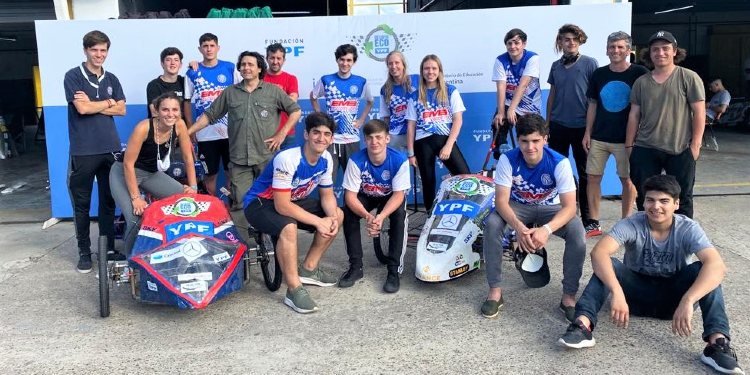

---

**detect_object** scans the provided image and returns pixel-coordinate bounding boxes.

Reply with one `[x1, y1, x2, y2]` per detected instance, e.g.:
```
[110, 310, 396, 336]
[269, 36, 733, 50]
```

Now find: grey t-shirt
[630, 66, 705, 154]
[608, 212, 712, 277]
[547, 55, 598, 128]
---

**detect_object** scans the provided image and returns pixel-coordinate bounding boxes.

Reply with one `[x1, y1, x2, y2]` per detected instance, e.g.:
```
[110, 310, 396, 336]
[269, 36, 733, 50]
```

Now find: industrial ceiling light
[654, 4, 695, 14]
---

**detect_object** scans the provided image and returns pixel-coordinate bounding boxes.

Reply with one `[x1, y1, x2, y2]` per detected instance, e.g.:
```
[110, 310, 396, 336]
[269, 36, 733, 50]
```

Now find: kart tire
[373, 217, 390, 265]
[98, 235, 110, 318]
[259, 234, 282, 292]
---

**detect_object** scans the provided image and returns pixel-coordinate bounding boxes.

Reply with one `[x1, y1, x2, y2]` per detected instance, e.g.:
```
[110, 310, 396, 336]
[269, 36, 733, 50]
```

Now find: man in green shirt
[190, 51, 301, 236]
[625, 31, 705, 218]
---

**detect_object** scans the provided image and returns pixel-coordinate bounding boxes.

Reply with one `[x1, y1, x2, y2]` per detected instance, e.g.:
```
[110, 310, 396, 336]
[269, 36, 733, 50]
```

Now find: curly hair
[554, 24, 588, 54]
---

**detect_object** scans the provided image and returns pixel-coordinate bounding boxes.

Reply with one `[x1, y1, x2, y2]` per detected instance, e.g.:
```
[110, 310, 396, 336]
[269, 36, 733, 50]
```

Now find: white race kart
[415, 174, 495, 282]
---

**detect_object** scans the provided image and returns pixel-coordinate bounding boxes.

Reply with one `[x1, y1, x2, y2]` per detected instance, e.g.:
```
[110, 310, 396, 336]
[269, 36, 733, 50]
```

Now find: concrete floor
[0, 129, 748, 374]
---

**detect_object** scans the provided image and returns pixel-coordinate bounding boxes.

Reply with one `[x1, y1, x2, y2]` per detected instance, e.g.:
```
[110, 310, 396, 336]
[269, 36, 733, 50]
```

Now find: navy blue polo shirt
[63, 63, 126, 156]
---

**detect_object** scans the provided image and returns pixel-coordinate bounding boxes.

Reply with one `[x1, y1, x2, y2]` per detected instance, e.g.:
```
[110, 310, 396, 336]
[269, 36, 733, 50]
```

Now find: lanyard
[79, 64, 107, 99]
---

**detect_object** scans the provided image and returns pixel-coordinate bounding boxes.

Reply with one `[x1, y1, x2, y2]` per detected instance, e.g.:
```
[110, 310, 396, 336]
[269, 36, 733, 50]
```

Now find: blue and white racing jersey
[185, 60, 240, 142]
[342, 147, 410, 197]
[494, 146, 575, 205]
[404, 84, 465, 140]
[312, 73, 373, 144]
[379, 74, 419, 136]
[492, 50, 541, 115]
[242, 146, 334, 208]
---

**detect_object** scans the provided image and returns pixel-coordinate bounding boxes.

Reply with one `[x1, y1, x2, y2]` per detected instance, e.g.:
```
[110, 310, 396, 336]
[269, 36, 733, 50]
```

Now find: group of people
[64, 25, 742, 374]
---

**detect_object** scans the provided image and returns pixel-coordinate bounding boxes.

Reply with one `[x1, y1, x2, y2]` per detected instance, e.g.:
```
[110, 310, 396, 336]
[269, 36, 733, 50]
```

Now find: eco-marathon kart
[97, 193, 281, 318]
[415, 174, 496, 282]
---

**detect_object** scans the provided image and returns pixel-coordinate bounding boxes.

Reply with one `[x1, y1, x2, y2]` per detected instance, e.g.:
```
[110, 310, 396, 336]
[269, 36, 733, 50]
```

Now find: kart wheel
[97, 235, 110, 318]
[373, 217, 390, 265]
[259, 234, 282, 292]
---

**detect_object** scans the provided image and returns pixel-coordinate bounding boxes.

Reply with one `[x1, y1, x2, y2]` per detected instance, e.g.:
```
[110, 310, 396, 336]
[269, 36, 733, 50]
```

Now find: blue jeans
[575, 258, 731, 341]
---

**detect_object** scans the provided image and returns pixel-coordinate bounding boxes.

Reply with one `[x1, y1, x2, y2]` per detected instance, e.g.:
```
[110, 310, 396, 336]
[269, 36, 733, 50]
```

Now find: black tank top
[134, 118, 174, 173]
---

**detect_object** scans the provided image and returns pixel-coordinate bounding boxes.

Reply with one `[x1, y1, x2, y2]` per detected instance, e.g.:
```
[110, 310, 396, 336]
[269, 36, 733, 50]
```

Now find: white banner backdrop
[36, 3, 631, 217]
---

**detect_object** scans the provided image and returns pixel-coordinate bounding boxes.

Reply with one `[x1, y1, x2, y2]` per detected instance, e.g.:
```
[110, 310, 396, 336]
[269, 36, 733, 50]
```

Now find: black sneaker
[558, 320, 596, 349]
[77, 254, 93, 274]
[107, 250, 127, 261]
[701, 337, 744, 374]
[338, 267, 363, 288]
[383, 271, 400, 293]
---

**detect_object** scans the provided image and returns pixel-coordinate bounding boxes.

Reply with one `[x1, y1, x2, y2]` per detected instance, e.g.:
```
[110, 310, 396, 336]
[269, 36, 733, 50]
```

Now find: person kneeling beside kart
[481, 113, 586, 320]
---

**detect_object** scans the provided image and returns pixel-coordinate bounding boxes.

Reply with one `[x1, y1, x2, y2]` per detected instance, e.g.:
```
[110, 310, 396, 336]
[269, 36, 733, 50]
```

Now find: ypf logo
[348, 24, 416, 62]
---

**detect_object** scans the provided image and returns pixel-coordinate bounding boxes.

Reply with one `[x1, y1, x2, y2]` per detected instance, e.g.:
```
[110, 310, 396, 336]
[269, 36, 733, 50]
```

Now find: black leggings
[414, 134, 470, 211]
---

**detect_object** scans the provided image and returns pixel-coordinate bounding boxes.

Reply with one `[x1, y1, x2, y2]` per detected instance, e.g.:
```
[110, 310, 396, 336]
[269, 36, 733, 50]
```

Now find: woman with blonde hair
[380, 51, 419, 150]
[405, 54, 470, 211]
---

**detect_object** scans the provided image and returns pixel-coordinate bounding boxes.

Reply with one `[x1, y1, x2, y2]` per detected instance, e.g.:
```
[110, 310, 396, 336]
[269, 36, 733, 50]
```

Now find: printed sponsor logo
[348, 24, 416, 62]
[420, 274, 441, 281]
[180, 280, 208, 293]
[147, 280, 158, 292]
[213, 252, 231, 263]
[165, 221, 214, 242]
[453, 177, 481, 196]
[331, 99, 359, 107]
[107, 86, 113, 96]
[199, 89, 223, 100]
[430, 228, 459, 237]
[150, 247, 183, 264]
[448, 264, 469, 278]
[179, 239, 208, 263]
[381, 170, 391, 181]
[426, 242, 448, 251]
[472, 129, 493, 143]
[167, 197, 209, 218]
[263, 38, 305, 57]
[177, 272, 214, 282]
[454, 254, 465, 266]
[541, 173, 553, 186]
[217, 74, 227, 84]
[437, 214, 460, 230]
[434, 200, 481, 218]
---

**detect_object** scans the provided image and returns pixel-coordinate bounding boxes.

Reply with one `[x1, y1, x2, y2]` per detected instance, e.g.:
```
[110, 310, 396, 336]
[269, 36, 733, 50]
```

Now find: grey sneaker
[558, 320, 596, 349]
[283, 286, 319, 314]
[299, 265, 338, 287]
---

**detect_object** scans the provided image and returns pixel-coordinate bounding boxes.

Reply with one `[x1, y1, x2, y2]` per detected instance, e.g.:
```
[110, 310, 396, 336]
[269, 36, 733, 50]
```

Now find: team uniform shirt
[492, 50, 541, 115]
[379, 74, 419, 136]
[608, 212, 712, 277]
[342, 147, 411, 197]
[263, 71, 299, 135]
[242, 146, 334, 208]
[63, 63, 125, 156]
[311, 73, 373, 144]
[404, 85, 465, 140]
[494, 146, 576, 205]
[184, 60, 241, 142]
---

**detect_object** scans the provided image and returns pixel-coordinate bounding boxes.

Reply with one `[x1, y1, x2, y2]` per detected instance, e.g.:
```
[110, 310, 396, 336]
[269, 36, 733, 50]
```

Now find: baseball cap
[648, 30, 677, 47]
[514, 247, 550, 288]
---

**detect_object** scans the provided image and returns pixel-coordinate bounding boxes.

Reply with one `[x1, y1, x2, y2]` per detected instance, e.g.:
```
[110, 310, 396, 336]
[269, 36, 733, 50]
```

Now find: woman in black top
[109, 92, 197, 252]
